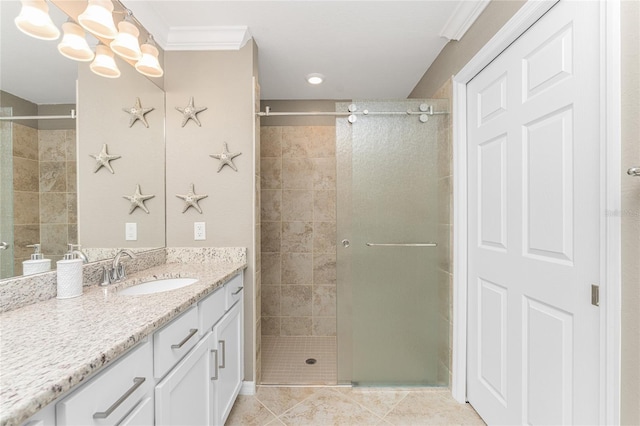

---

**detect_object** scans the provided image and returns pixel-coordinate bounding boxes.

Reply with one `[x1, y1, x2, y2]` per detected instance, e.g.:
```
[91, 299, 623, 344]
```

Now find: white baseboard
[240, 381, 256, 395]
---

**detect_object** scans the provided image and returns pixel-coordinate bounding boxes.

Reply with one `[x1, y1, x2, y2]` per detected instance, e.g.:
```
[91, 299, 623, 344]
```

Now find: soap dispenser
[22, 244, 51, 276]
[56, 244, 88, 299]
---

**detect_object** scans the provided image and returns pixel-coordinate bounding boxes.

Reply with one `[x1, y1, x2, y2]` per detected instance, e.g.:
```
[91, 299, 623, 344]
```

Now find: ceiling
[0, 1, 488, 105]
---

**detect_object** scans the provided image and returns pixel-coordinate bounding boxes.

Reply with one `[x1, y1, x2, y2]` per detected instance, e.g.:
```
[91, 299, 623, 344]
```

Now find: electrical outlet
[125, 223, 137, 241]
[194, 222, 206, 240]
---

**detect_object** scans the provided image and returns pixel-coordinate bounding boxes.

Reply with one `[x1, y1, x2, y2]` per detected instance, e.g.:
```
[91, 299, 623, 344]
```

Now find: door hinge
[591, 284, 600, 307]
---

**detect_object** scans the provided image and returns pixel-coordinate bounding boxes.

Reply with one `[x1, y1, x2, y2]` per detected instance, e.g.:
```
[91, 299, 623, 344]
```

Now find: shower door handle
[366, 242, 437, 247]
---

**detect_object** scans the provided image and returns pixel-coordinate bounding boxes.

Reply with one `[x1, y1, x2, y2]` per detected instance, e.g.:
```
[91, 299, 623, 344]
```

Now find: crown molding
[439, 0, 490, 41]
[164, 26, 252, 51]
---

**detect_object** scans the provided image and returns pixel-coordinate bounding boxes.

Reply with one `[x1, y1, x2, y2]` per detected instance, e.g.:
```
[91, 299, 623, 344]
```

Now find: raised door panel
[214, 301, 243, 426]
[119, 397, 154, 426]
[155, 334, 212, 426]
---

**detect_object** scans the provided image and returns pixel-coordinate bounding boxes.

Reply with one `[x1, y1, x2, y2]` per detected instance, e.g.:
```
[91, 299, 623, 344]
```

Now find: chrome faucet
[101, 249, 136, 285]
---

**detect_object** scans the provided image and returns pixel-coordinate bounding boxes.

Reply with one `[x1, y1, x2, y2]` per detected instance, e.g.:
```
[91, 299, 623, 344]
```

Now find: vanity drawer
[199, 286, 226, 332]
[56, 339, 153, 426]
[224, 274, 244, 309]
[154, 306, 199, 378]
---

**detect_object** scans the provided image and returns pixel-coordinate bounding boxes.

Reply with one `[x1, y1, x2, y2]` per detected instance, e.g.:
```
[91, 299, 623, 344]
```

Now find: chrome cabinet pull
[211, 349, 219, 380]
[366, 242, 437, 247]
[627, 167, 640, 176]
[171, 328, 198, 349]
[0, 242, 8, 250]
[93, 377, 145, 419]
[219, 340, 226, 368]
[231, 286, 244, 295]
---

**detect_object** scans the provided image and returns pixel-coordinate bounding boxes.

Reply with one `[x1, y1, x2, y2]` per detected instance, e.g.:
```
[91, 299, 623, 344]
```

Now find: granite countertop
[0, 261, 246, 426]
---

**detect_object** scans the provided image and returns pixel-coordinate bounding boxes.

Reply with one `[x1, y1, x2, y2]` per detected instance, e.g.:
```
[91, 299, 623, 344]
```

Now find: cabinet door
[155, 332, 213, 426]
[119, 397, 153, 426]
[213, 300, 243, 426]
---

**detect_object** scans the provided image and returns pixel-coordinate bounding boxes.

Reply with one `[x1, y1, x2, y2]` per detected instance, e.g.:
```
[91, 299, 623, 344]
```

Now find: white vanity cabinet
[55, 339, 154, 426]
[19, 271, 244, 426]
[155, 333, 214, 425]
[211, 297, 243, 425]
[154, 272, 244, 426]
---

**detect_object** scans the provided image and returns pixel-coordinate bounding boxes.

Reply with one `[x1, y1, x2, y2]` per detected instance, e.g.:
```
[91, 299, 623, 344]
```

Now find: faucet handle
[101, 266, 112, 286]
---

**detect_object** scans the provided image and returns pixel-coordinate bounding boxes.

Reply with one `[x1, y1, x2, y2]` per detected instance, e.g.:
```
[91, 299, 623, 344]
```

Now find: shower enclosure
[259, 99, 451, 387]
[337, 99, 450, 386]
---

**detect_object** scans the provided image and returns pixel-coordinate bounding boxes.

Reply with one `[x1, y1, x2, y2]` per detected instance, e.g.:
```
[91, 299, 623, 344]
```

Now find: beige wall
[620, 1, 639, 424]
[77, 57, 165, 250]
[409, 0, 526, 98]
[164, 43, 258, 381]
[410, 0, 640, 422]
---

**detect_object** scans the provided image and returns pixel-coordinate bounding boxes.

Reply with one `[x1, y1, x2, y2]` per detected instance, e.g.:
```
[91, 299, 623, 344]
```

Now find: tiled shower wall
[260, 126, 337, 337]
[12, 123, 77, 275]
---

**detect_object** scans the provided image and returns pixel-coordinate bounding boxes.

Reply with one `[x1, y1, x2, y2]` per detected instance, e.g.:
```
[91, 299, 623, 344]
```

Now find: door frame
[450, 0, 622, 424]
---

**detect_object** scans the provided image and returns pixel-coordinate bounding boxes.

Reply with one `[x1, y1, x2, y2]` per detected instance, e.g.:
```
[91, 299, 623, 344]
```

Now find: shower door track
[256, 105, 449, 117]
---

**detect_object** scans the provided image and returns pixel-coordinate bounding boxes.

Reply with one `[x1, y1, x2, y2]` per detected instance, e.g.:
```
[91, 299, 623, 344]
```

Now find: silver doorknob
[341, 239, 350, 248]
[627, 167, 640, 176]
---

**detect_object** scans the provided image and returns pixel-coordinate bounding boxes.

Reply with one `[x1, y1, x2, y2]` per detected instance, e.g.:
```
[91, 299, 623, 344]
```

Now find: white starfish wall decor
[90, 144, 121, 174]
[176, 183, 208, 213]
[123, 97, 154, 128]
[123, 184, 155, 214]
[210, 142, 242, 172]
[176, 97, 207, 127]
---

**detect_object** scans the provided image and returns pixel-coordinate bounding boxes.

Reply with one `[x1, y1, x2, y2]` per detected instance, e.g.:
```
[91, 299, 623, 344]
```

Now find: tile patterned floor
[227, 386, 485, 425]
[261, 336, 337, 385]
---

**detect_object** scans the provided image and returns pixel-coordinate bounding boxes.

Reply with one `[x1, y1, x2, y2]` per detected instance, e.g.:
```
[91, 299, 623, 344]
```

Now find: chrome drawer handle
[231, 286, 244, 295]
[211, 349, 219, 380]
[171, 328, 198, 349]
[93, 377, 145, 419]
[219, 340, 226, 368]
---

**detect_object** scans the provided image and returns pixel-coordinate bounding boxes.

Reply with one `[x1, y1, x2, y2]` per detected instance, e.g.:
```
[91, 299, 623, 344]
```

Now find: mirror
[0, 0, 165, 280]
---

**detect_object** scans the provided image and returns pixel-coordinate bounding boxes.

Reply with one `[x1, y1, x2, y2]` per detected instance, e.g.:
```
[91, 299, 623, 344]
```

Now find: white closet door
[467, 1, 602, 424]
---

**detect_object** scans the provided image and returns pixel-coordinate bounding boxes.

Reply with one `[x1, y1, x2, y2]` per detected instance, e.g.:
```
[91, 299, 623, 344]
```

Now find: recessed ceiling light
[306, 73, 324, 85]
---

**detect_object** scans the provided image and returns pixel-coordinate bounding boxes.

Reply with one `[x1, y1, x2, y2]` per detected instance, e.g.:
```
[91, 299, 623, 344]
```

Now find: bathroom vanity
[0, 258, 246, 426]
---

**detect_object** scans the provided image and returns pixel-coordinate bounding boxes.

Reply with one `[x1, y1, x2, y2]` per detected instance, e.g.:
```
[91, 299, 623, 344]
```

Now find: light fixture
[306, 73, 324, 85]
[110, 11, 142, 60]
[90, 44, 120, 78]
[57, 21, 94, 62]
[78, 0, 118, 39]
[135, 35, 163, 77]
[14, 0, 60, 41]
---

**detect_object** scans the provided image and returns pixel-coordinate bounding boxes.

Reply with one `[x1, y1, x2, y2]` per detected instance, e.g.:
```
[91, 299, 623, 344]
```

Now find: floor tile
[226, 395, 278, 426]
[382, 390, 485, 425]
[256, 386, 316, 416]
[337, 387, 410, 417]
[277, 388, 383, 425]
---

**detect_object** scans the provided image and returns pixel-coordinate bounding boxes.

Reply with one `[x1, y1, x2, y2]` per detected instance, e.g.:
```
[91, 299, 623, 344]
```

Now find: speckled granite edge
[166, 247, 247, 264]
[0, 248, 166, 313]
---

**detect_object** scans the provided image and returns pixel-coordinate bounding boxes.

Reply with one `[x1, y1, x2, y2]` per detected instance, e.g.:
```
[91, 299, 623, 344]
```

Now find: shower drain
[305, 358, 317, 365]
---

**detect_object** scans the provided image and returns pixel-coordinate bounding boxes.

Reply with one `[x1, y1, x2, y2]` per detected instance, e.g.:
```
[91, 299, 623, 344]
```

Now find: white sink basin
[118, 278, 198, 296]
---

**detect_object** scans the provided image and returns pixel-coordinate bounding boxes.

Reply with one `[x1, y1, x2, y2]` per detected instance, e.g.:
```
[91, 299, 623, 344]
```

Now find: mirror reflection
[0, 0, 165, 280]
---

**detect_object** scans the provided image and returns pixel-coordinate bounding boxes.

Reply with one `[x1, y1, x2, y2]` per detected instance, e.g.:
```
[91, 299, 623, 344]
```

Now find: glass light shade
[135, 43, 163, 77]
[78, 0, 117, 39]
[110, 20, 142, 60]
[90, 45, 120, 78]
[57, 22, 94, 62]
[14, 0, 60, 40]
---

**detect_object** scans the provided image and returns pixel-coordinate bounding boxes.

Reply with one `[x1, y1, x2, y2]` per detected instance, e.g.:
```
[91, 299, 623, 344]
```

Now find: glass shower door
[0, 107, 15, 278]
[337, 100, 448, 386]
